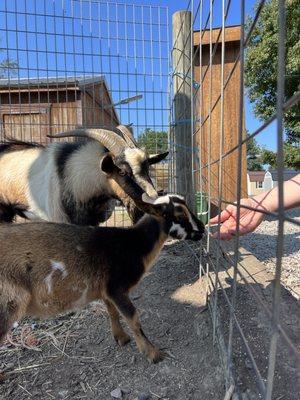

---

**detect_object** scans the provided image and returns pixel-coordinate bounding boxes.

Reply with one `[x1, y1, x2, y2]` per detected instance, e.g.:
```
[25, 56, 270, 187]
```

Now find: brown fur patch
[142, 227, 167, 271]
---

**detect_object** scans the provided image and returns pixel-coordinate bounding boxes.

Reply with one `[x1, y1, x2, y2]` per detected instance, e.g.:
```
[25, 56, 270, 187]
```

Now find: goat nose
[147, 187, 158, 198]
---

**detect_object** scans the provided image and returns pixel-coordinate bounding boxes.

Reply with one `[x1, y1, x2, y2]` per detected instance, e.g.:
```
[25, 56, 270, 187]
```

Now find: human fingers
[209, 207, 234, 225]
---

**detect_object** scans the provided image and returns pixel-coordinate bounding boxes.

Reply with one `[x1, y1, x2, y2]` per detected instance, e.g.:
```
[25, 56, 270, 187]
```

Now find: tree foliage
[0, 58, 18, 78]
[137, 128, 168, 153]
[262, 143, 300, 169]
[0, 39, 18, 78]
[246, 133, 264, 170]
[245, 0, 300, 144]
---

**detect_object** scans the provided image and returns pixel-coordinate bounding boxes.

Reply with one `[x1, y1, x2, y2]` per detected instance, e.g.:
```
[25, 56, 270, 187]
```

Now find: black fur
[60, 193, 113, 226]
[148, 152, 169, 165]
[55, 142, 115, 225]
[0, 140, 43, 155]
[87, 215, 162, 292]
[55, 142, 82, 179]
[0, 202, 29, 223]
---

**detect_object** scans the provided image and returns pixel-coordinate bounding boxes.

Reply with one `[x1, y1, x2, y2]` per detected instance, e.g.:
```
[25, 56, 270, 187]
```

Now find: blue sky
[0, 0, 277, 150]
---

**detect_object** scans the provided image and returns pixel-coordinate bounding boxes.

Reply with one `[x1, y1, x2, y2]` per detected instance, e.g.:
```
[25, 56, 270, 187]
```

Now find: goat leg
[108, 291, 164, 363]
[104, 298, 131, 346]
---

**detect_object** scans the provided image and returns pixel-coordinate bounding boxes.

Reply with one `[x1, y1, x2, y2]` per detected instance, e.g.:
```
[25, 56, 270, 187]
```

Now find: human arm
[209, 173, 300, 240]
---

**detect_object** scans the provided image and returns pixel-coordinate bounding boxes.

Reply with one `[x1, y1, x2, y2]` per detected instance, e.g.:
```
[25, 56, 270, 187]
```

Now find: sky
[0, 0, 278, 151]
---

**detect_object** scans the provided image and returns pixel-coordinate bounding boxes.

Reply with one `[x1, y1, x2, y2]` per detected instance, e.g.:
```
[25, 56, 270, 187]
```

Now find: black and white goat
[0, 125, 168, 224]
[0, 154, 204, 364]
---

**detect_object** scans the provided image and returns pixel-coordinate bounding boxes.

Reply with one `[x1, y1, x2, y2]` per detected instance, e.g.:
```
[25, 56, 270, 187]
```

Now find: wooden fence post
[172, 11, 194, 210]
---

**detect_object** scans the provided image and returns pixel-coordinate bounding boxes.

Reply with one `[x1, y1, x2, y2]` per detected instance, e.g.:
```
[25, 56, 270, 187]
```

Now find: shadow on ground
[213, 278, 300, 399]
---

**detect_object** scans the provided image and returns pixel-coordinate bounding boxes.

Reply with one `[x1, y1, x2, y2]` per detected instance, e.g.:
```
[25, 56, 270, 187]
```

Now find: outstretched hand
[209, 198, 267, 240]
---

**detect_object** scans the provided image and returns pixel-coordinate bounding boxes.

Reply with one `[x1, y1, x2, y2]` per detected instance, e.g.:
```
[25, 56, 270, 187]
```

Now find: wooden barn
[0, 76, 119, 144]
[193, 26, 248, 205]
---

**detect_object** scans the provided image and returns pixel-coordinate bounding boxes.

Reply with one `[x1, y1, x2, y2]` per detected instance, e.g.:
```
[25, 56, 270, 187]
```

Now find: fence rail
[170, 1, 299, 399]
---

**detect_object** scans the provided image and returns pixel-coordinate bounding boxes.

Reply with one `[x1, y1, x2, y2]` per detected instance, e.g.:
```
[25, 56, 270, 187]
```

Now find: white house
[247, 170, 299, 196]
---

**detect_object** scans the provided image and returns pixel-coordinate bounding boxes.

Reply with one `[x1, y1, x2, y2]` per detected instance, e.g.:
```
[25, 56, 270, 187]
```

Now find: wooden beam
[0, 87, 79, 94]
[193, 25, 241, 46]
[172, 10, 194, 211]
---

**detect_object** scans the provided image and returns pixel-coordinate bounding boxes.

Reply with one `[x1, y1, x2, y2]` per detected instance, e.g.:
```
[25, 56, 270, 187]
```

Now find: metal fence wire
[0, 0, 300, 399]
[0, 0, 170, 226]
[170, 1, 300, 399]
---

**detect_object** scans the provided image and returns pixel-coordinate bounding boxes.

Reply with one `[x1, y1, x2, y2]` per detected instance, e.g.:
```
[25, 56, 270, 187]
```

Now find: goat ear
[100, 153, 117, 175]
[141, 193, 168, 216]
[148, 151, 169, 165]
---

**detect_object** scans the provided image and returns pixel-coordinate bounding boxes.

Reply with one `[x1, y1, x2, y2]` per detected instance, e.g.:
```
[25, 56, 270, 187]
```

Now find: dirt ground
[0, 241, 225, 400]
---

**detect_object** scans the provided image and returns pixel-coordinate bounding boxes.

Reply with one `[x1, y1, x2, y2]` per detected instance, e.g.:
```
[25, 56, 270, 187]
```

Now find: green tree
[262, 144, 300, 169]
[137, 128, 168, 153]
[0, 40, 18, 78]
[284, 142, 300, 169]
[247, 133, 264, 170]
[262, 149, 277, 169]
[245, 0, 300, 144]
[0, 58, 18, 78]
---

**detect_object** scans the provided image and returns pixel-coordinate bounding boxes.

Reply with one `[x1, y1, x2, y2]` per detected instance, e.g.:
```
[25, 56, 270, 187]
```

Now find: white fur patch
[169, 223, 187, 239]
[50, 260, 68, 277]
[124, 148, 147, 173]
[188, 214, 199, 231]
[23, 210, 42, 220]
[142, 193, 169, 204]
[44, 260, 68, 293]
[169, 194, 185, 201]
[124, 148, 158, 197]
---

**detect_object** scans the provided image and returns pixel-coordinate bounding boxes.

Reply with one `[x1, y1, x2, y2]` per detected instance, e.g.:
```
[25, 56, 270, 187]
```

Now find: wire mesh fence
[0, 0, 299, 398]
[170, 1, 300, 399]
[0, 0, 170, 226]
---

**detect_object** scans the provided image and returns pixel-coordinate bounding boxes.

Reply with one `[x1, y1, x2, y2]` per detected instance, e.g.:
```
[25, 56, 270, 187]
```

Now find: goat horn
[47, 129, 127, 154]
[116, 124, 137, 148]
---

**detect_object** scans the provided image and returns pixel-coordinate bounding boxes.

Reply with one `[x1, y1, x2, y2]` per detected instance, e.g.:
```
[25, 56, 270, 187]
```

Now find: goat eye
[119, 170, 126, 176]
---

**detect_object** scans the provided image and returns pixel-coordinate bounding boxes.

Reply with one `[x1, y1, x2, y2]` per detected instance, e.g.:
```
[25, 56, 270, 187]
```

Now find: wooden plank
[193, 27, 247, 214]
[50, 101, 78, 135]
[193, 25, 241, 46]
[0, 86, 78, 94]
[172, 10, 194, 210]
[3, 110, 50, 144]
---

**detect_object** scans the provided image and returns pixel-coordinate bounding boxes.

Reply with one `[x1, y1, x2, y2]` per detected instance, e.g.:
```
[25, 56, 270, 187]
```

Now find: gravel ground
[239, 207, 300, 299]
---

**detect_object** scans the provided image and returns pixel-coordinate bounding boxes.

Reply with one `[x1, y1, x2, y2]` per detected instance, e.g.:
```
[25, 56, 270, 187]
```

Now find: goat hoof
[148, 348, 165, 364]
[0, 372, 7, 384]
[114, 333, 131, 346]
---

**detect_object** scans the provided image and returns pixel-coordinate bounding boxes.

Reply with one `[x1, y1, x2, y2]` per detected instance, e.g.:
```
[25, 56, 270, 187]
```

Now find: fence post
[172, 11, 194, 211]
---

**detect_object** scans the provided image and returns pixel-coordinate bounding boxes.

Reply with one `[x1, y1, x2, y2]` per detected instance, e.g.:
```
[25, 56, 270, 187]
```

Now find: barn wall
[0, 90, 80, 143]
[0, 85, 119, 144]
[193, 28, 248, 211]
[81, 82, 119, 128]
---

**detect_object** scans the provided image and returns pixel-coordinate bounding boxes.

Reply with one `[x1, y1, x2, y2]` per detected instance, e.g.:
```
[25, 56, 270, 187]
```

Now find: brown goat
[0, 154, 204, 363]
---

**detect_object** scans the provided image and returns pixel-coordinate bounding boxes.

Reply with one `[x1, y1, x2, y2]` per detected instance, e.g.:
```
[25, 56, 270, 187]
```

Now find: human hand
[209, 198, 267, 240]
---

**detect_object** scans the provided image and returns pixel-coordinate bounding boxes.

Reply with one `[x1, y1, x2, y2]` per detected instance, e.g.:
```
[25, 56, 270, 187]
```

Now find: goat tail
[0, 202, 31, 223]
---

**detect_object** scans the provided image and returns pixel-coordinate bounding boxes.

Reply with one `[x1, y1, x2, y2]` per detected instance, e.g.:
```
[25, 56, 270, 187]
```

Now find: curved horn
[116, 124, 137, 148]
[47, 128, 127, 154]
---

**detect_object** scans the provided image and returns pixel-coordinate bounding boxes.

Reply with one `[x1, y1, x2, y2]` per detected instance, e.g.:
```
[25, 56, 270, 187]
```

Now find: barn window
[255, 181, 263, 188]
